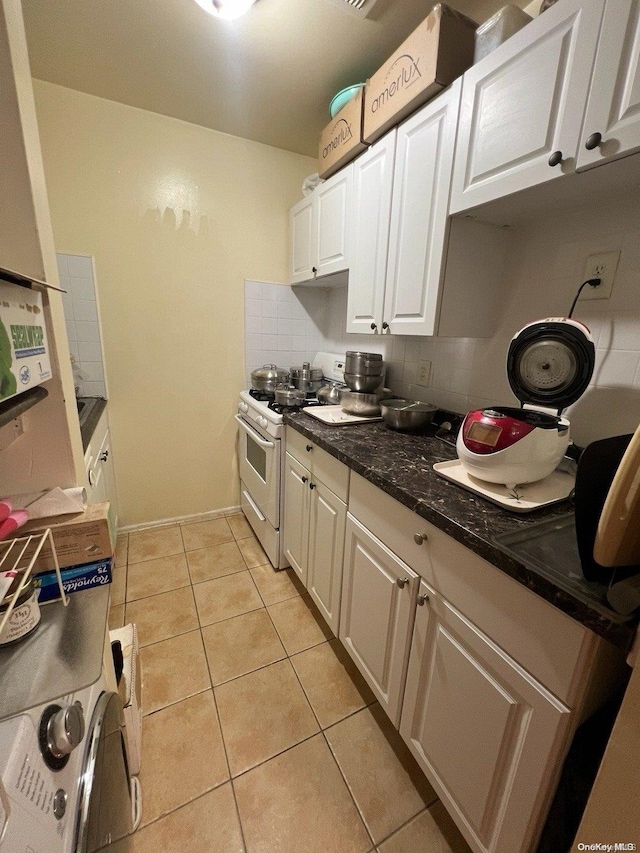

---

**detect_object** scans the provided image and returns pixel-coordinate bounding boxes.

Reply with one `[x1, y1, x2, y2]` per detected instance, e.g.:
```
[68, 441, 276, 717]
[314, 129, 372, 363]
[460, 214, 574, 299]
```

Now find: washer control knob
[239, 402, 249, 413]
[47, 703, 85, 759]
[53, 789, 67, 820]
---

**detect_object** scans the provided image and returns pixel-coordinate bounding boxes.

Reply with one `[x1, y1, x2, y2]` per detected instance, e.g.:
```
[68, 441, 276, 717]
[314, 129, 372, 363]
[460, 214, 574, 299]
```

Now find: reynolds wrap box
[363, 4, 477, 144]
[0, 280, 52, 403]
[34, 558, 112, 603]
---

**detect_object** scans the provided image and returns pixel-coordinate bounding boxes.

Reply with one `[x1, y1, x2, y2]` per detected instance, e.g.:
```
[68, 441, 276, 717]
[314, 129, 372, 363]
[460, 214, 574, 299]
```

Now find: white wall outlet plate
[581, 250, 620, 300]
[417, 360, 431, 387]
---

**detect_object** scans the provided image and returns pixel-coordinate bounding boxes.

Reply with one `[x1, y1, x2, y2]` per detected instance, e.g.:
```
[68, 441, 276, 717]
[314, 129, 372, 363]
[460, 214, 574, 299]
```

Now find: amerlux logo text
[323, 119, 353, 159]
[370, 54, 421, 114]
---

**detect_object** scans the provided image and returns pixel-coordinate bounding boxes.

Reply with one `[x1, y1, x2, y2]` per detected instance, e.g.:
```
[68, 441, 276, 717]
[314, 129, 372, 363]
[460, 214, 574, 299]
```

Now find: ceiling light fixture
[193, 0, 257, 20]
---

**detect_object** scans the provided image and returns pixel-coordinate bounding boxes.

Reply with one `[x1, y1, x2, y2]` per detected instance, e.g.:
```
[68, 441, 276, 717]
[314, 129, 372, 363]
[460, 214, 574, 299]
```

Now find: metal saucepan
[274, 385, 306, 407]
[251, 364, 289, 392]
[341, 388, 393, 417]
[289, 362, 324, 393]
[380, 399, 437, 431]
[317, 382, 346, 405]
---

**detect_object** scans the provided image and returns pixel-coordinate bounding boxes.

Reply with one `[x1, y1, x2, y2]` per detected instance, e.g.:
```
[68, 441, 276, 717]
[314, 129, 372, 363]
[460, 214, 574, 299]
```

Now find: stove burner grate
[268, 400, 324, 415]
[249, 389, 275, 402]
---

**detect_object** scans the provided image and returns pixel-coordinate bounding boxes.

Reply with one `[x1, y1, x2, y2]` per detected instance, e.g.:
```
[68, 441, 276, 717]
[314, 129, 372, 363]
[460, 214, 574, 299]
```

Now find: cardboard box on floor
[20, 502, 116, 572]
[318, 87, 367, 179]
[363, 3, 477, 145]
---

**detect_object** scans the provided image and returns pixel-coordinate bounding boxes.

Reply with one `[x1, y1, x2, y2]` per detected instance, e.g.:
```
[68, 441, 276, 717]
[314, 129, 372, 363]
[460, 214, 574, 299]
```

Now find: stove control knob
[47, 703, 85, 759]
[239, 402, 249, 413]
[257, 416, 268, 429]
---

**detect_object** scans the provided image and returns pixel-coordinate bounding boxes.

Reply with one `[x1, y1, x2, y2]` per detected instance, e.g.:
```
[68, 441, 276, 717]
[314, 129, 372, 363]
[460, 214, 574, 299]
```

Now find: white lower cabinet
[339, 514, 419, 725]
[84, 404, 118, 527]
[282, 437, 348, 634]
[400, 580, 571, 853]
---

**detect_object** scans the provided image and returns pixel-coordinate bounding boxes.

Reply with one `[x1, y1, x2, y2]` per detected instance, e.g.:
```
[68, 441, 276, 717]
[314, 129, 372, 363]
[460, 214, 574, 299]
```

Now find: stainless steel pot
[274, 385, 306, 407]
[317, 382, 346, 405]
[251, 364, 289, 392]
[290, 362, 324, 393]
[380, 399, 437, 431]
[341, 387, 393, 417]
[344, 372, 383, 392]
[345, 351, 383, 374]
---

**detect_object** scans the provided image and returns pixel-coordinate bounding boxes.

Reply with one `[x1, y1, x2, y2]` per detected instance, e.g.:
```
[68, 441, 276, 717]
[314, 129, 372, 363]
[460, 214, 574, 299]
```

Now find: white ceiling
[22, 0, 527, 157]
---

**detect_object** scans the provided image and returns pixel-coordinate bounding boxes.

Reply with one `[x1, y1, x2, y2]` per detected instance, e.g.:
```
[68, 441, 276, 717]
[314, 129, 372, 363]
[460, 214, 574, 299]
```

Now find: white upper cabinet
[578, 0, 640, 169]
[346, 131, 397, 334]
[289, 166, 352, 284]
[346, 81, 463, 337]
[385, 79, 461, 336]
[450, 0, 605, 214]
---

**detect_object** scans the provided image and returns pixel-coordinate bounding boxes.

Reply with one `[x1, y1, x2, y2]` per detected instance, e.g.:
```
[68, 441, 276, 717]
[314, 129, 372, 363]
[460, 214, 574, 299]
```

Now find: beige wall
[33, 80, 315, 526]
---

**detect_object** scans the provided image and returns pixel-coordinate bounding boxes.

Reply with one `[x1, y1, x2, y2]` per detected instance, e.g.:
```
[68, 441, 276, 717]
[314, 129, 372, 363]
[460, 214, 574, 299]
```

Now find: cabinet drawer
[349, 472, 594, 705]
[285, 428, 349, 502]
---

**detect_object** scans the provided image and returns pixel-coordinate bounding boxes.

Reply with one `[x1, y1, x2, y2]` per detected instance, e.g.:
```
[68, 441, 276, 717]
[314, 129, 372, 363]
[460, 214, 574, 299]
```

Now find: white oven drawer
[241, 483, 280, 568]
[236, 415, 280, 529]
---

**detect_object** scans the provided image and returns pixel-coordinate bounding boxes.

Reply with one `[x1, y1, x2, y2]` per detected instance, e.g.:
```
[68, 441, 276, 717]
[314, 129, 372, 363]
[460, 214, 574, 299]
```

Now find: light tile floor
[108, 515, 472, 853]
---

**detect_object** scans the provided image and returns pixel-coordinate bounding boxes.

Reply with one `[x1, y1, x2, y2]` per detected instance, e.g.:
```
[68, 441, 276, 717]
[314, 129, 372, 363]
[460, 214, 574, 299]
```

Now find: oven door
[235, 414, 281, 529]
[74, 691, 133, 852]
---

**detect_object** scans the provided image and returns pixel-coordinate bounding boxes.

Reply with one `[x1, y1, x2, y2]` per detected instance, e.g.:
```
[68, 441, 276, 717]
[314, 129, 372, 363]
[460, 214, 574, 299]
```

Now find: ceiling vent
[325, 0, 380, 18]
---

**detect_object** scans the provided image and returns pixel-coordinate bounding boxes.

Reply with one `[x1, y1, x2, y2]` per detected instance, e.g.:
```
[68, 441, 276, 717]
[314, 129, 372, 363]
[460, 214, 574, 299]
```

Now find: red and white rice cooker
[457, 319, 595, 486]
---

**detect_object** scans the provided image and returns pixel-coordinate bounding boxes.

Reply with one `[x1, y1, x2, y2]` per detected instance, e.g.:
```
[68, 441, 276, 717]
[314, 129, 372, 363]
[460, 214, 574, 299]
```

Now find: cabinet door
[400, 581, 571, 853]
[383, 80, 460, 336]
[283, 452, 310, 584]
[340, 514, 419, 725]
[578, 0, 640, 169]
[315, 166, 352, 277]
[101, 430, 119, 529]
[290, 195, 315, 284]
[346, 133, 396, 335]
[450, 0, 605, 214]
[306, 480, 346, 634]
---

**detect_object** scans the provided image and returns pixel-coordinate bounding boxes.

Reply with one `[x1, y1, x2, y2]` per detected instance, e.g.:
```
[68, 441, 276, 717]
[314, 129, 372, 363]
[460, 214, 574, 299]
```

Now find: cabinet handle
[306, 444, 313, 452]
[548, 151, 563, 167]
[88, 469, 94, 487]
[413, 533, 428, 545]
[396, 577, 409, 589]
[301, 476, 308, 483]
[100, 450, 109, 462]
[370, 322, 377, 331]
[312, 266, 317, 274]
[309, 482, 316, 490]
[585, 132, 602, 151]
[417, 593, 429, 606]
[382, 321, 389, 330]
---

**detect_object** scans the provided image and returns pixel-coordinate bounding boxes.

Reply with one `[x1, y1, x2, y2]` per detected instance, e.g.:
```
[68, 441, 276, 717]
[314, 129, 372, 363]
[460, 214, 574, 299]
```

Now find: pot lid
[507, 319, 595, 411]
[290, 362, 323, 379]
[251, 363, 288, 380]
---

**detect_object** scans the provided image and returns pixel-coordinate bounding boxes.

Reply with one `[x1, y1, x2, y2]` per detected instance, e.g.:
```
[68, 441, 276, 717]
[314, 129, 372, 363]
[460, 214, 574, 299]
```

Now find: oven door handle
[242, 489, 266, 523]
[235, 414, 275, 448]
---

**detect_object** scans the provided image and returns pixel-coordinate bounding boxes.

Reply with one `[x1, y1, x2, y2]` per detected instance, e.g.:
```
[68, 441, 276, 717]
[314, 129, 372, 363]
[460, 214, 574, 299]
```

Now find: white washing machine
[0, 587, 139, 852]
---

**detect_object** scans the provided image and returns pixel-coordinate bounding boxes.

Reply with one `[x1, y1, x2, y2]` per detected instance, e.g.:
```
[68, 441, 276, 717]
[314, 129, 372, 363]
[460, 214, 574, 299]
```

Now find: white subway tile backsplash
[65, 320, 77, 342]
[277, 318, 293, 336]
[82, 380, 106, 397]
[405, 339, 421, 363]
[277, 300, 293, 319]
[245, 298, 261, 318]
[75, 321, 100, 342]
[72, 299, 98, 322]
[245, 281, 262, 300]
[78, 340, 103, 362]
[246, 315, 264, 336]
[261, 300, 279, 318]
[262, 283, 278, 301]
[262, 334, 279, 351]
[66, 255, 93, 278]
[261, 316, 279, 336]
[82, 361, 105, 382]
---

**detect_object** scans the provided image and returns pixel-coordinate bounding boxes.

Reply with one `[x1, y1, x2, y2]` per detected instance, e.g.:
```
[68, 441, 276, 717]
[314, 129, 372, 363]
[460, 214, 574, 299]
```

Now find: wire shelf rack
[0, 529, 67, 637]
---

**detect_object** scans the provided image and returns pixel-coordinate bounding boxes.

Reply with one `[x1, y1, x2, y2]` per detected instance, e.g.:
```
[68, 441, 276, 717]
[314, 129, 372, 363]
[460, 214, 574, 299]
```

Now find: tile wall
[57, 253, 107, 398]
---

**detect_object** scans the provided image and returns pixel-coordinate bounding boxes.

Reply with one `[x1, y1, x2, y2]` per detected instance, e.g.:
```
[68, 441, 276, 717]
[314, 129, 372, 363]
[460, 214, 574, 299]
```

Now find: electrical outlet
[417, 360, 431, 387]
[581, 250, 620, 300]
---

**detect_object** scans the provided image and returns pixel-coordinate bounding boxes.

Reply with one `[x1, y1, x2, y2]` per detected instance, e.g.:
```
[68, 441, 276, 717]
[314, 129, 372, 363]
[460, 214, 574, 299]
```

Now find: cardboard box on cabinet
[0, 280, 52, 403]
[363, 3, 477, 145]
[319, 87, 367, 179]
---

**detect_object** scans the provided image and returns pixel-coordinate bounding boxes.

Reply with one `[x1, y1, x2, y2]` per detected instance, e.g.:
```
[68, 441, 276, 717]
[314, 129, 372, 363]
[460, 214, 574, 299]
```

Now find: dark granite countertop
[79, 396, 107, 451]
[284, 412, 638, 650]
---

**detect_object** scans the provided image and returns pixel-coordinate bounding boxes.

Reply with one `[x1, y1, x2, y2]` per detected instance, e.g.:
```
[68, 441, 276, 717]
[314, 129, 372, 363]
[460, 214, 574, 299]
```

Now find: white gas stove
[236, 353, 346, 568]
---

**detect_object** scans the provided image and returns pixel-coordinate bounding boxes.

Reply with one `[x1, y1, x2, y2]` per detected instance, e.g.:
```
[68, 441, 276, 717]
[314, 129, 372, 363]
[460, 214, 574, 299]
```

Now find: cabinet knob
[309, 482, 316, 490]
[370, 322, 377, 331]
[312, 266, 317, 274]
[585, 132, 602, 151]
[417, 593, 429, 606]
[414, 533, 428, 545]
[100, 450, 109, 462]
[548, 150, 563, 167]
[382, 321, 389, 330]
[396, 577, 409, 589]
[306, 444, 313, 452]
[301, 476, 308, 483]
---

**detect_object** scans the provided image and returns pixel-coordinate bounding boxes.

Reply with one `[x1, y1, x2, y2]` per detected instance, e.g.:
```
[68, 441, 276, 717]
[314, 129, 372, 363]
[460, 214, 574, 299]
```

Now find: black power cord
[568, 277, 602, 318]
